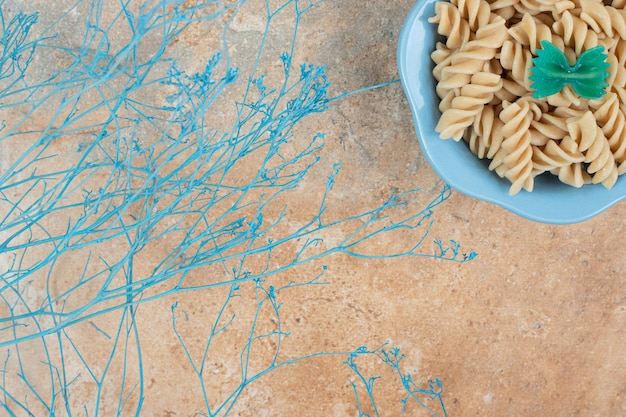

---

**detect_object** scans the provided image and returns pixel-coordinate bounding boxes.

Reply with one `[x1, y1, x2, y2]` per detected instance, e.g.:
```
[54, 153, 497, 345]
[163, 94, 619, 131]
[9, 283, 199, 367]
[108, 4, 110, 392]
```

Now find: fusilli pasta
[428, 0, 626, 194]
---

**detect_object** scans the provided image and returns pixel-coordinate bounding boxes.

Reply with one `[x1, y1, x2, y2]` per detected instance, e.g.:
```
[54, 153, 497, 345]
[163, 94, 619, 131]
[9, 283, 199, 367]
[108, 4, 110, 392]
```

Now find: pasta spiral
[531, 136, 585, 173]
[552, 10, 601, 56]
[495, 100, 535, 194]
[467, 105, 505, 159]
[567, 111, 619, 187]
[530, 112, 569, 145]
[442, 15, 508, 79]
[429, 1, 472, 49]
[580, 0, 626, 39]
[509, 13, 560, 54]
[515, 0, 575, 16]
[437, 72, 503, 140]
[500, 39, 533, 89]
[451, 0, 491, 31]
[431, 42, 457, 101]
[609, 40, 626, 89]
[553, 162, 592, 188]
[590, 93, 626, 172]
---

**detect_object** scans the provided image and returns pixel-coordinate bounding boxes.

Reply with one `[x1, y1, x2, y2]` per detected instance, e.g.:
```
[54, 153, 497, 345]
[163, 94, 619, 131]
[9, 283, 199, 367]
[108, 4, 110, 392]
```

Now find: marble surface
[2, 0, 626, 416]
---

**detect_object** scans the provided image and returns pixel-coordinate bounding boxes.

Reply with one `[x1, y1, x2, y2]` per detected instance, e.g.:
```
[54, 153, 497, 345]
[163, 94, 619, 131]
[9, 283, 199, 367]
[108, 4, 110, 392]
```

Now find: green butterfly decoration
[529, 40, 610, 100]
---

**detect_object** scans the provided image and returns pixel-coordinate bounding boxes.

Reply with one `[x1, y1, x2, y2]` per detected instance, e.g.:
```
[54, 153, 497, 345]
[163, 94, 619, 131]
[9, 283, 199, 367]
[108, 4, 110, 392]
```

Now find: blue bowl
[397, 0, 626, 224]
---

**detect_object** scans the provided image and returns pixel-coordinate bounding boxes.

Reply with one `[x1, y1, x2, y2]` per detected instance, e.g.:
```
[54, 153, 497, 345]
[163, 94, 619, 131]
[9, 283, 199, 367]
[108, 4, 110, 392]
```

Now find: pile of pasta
[429, 0, 626, 194]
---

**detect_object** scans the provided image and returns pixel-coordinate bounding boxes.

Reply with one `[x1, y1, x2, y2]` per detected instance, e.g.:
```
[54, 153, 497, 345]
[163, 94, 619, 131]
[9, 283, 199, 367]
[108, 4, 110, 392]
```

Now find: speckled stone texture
[2, 1, 626, 416]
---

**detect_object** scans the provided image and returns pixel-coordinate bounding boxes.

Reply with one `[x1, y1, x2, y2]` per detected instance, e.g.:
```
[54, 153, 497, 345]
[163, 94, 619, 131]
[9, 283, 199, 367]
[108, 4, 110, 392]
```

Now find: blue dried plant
[0, 0, 473, 415]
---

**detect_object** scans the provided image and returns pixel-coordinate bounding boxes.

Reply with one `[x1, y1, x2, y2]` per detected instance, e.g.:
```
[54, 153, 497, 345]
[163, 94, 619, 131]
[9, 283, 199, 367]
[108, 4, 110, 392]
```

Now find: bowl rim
[396, 0, 626, 224]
